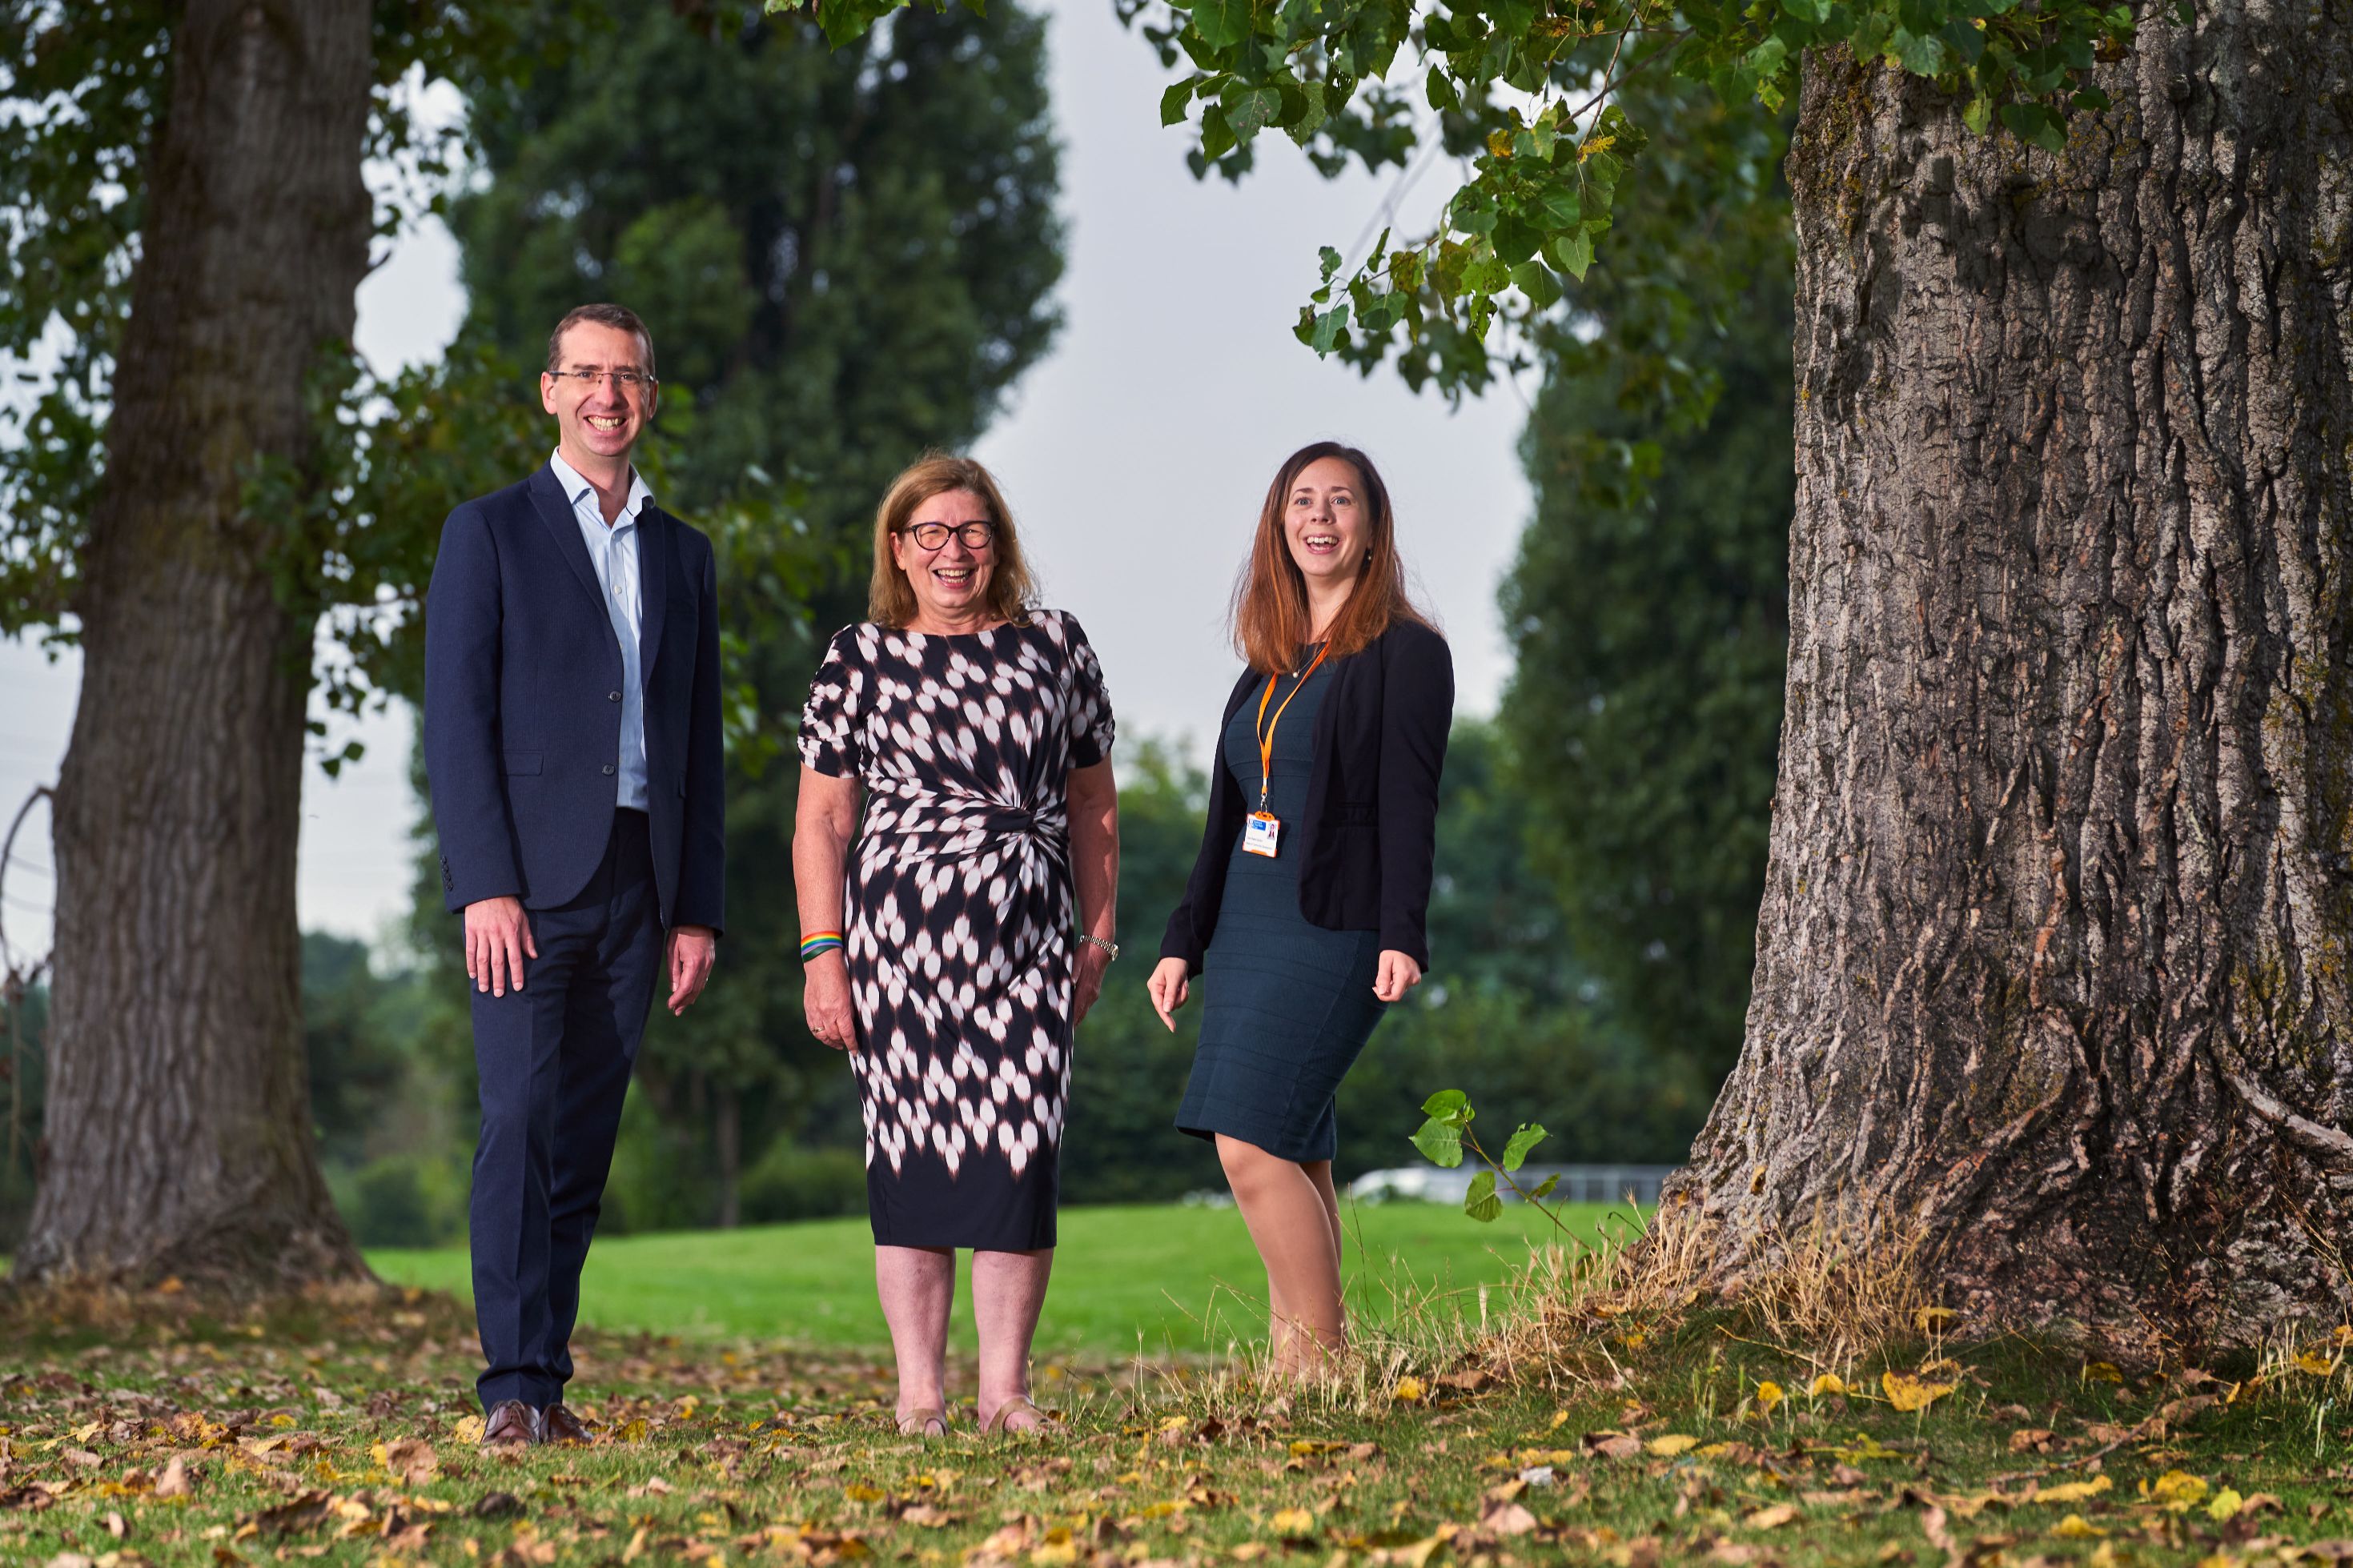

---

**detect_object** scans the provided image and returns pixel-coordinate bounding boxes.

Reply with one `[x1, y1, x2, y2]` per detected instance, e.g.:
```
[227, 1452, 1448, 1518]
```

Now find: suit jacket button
[609, 691, 621, 701]
[602, 764, 616, 776]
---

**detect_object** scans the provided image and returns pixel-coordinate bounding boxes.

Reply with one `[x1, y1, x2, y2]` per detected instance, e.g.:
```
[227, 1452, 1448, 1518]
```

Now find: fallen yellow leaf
[2143, 1470, 2208, 1510]
[2034, 1476, 2113, 1505]
[2052, 1514, 2106, 1538]
[1881, 1372, 1955, 1414]
[1648, 1434, 1700, 1457]
[2082, 1361, 2124, 1384]
[1809, 1374, 1848, 1398]
[2206, 1487, 2244, 1522]
[2295, 1350, 2336, 1376]
[1754, 1382, 1785, 1416]
[1914, 1306, 1957, 1332]
[1745, 1505, 1800, 1530]
[1270, 1509, 1315, 1535]
[1392, 1377, 1425, 1404]
[451, 1415, 486, 1445]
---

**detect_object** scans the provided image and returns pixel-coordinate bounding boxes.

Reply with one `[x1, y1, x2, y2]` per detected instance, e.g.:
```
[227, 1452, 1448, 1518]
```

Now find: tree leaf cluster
[1094, 0, 2136, 401]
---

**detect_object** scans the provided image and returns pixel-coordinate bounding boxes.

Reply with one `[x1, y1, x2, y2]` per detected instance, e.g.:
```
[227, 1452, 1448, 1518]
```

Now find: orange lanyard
[1252, 644, 1330, 811]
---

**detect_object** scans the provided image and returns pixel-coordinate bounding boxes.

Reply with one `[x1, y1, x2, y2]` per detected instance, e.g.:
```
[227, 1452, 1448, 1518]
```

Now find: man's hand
[1073, 941, 1112, 1028]
[804, 950, 856, 1050]
[464, 896, 537, 997]
[668, 924, 718, 1015]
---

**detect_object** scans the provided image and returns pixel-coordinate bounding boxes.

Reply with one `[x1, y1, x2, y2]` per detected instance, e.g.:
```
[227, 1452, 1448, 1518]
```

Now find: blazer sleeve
[423, 503, 524, 911]
[673, 536, 727, 934]
[1158, 669, 1258, 976]
[1376, 626, 1454, 968]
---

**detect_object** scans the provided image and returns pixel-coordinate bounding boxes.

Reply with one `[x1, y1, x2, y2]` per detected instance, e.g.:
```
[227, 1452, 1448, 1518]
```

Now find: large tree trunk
[14, 0, 375, 1288]
[1671, 3, 2353, 1344]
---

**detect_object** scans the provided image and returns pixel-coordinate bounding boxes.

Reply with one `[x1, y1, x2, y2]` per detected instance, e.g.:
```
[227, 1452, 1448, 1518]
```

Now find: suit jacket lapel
[637, 506, 671, 687]
[528, 467, 615, 648]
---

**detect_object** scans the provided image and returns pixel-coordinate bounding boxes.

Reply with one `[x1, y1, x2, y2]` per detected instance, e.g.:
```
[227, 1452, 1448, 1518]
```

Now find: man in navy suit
[424, 303, 724, 1448]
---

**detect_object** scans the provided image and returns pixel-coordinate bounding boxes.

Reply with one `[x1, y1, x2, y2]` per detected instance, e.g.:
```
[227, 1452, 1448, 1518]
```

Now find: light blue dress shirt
[548, 450, 652, 812]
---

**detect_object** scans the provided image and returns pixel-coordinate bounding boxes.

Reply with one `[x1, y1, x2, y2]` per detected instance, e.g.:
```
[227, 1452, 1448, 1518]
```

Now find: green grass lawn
[366, 1200, 1636, 1357]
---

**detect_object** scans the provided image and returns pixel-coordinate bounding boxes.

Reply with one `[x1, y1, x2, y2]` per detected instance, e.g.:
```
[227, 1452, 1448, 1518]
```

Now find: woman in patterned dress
[1148, 441, 1452, 1382]
[793, 455, 1119, 1437]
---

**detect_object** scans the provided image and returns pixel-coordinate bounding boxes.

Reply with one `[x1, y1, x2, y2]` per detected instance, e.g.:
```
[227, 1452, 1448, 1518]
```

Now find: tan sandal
[980, 1396, 1046, 1436]
[896, 1406, 950, 1438]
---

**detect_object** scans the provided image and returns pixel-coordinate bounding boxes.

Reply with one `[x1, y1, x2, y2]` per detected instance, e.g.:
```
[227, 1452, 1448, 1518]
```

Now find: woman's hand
[1074, 941, 1113, 1027]
[1372, 949, 1423, 1003]
[1147, 956, 1192, 1032]
[804, 951, 857, 1051]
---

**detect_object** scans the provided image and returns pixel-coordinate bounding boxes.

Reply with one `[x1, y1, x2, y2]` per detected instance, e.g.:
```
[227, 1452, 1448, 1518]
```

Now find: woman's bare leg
[1216, 1135, 1347, 1378]
[972, 1248, 1054, 1430]
[874, 1245, 954, 1426]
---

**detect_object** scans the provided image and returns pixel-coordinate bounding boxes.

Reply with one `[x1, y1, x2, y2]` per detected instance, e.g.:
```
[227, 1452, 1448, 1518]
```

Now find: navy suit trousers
[469, 809, 661, 1410]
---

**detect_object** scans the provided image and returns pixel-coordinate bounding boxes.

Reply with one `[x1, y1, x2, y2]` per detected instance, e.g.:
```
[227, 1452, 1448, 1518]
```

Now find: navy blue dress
[1174, 656, 1387, 1162]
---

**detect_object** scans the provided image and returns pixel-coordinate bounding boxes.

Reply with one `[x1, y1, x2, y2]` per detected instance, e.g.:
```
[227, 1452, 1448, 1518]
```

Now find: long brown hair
[1231, 441, 1433, 673]
[867, 453, 1038, 628]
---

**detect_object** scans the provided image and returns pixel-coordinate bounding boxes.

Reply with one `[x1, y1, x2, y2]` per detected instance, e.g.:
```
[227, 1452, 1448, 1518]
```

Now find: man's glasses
[551, 368, 657, 391]
[898, 520, 997, 551]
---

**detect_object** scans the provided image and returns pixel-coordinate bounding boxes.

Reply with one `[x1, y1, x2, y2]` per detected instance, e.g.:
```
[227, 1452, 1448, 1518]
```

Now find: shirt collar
[548, 449, 653, 527]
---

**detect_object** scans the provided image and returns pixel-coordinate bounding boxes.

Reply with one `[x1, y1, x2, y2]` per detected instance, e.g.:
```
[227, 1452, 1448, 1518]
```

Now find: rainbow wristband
[799, 931, 845, 962]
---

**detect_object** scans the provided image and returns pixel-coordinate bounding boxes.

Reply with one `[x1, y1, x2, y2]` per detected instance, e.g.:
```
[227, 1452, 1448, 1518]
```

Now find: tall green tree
[438, 0, 1065, 1224]
[1500, 91, 1793, 1083]
[0, 1, 552, 1287]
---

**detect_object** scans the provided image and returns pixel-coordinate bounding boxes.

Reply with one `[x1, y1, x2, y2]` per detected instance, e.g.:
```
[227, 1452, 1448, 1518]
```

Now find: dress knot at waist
[862, 785, 1070, 856]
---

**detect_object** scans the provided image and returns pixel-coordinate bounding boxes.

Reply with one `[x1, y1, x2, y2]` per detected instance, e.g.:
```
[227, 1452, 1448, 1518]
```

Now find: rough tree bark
[1671, 1, 2353, 1343]
[14, 0, 375, 1287]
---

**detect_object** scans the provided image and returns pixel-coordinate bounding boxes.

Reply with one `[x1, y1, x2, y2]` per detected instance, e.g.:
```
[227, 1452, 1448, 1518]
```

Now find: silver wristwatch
[1079, 933, 1120, 960]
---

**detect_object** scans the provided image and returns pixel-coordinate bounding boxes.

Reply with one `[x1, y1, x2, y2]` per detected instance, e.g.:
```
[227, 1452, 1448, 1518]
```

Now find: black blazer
[1159, 618, 1453, 974]
[423, 466, 726, 933]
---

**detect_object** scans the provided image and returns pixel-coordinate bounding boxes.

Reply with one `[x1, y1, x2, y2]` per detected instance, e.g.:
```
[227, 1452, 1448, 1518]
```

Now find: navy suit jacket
[1158, 618, 1452, 975]
[423, 466, 725, 934]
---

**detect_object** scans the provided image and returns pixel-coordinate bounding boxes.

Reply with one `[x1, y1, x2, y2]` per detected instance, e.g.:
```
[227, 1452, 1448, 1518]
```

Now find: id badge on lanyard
[1243, 644, 1330, 859]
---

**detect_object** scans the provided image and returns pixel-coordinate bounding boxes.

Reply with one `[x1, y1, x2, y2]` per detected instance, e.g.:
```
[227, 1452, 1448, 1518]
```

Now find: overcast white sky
[0, 0, 1535, 964]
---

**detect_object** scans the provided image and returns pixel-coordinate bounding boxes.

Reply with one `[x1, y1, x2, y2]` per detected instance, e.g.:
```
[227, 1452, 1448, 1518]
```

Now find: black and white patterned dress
[797, 612, 1115, 1251]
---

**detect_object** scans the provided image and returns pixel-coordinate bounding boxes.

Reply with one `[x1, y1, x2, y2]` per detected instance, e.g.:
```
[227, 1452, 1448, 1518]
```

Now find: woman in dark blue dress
[1148, 441, 1453, 1381]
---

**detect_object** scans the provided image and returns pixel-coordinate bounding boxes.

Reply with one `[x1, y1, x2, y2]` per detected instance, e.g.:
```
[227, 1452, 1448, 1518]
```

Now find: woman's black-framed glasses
[900, 520, 997, 551]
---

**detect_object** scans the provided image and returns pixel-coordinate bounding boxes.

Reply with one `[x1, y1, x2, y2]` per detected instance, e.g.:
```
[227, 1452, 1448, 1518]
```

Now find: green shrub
[740, 1141, 868, 1224]
[334, 1153, 465, 1249]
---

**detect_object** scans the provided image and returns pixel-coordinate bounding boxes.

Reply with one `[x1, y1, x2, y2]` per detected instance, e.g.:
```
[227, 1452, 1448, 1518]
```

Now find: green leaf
[1500, 1122, 1549, 1170]
[1962, 93, 1994, 134]
[1308, 300, 1350, 355]
[1893, 29, 1945, 74]
[1160, 78, 1200, 127]
[1425, 65, 1460, 113]
[1285, 79, 1328, 145]
[1222, 82, 1281, 142]
[1193, 0, 1255, 50]
[1999, 99, 2066, 152]
[1538, 184, 1583, 228]
[1556, 227, 1596, 279]
[1781, 0, 1833, 22]
[1420, 1089, 1472, 1121]
[1411, 1113, 1466, 1168]
[1493, 212, 1540, 265]
[1529, 1173, 1560, 1201]
[1464, 1170, 1503, 1222]
[2072, 85, 2113, 111]
[1387, 248, 1424, 292]
[1199, 103, 1237, 161]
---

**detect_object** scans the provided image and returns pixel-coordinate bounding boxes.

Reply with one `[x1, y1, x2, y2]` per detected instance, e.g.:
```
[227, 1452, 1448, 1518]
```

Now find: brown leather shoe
[481, 1398, 540, 1449]
[540, 1402, 593, 1446]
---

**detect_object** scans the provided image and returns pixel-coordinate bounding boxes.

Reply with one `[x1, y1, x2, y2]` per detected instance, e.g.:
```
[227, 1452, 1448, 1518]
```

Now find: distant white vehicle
[1345, 1164, 1676, 1208]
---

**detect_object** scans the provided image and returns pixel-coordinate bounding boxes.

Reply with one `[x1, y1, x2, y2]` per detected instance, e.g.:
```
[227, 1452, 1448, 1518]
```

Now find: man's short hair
[546, 303, 657, 381]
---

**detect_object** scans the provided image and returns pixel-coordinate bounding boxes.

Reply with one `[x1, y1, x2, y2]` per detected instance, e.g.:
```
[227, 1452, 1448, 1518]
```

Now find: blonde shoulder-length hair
[867, 453, 1039, 629]
[1231, 440, 1433, 673]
